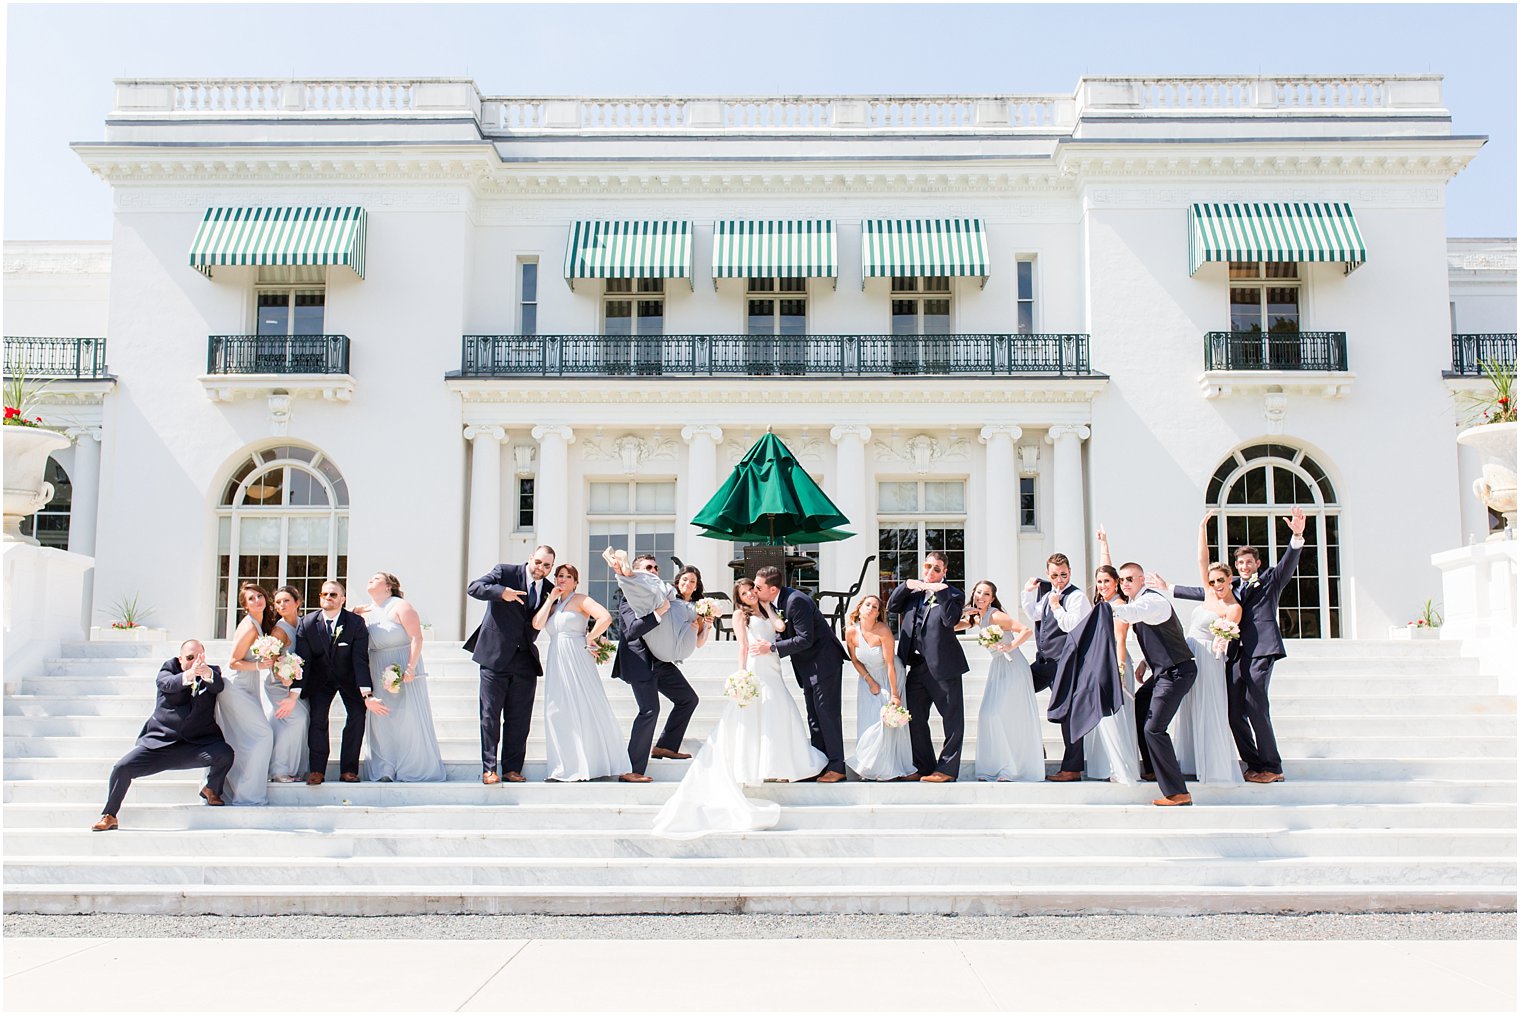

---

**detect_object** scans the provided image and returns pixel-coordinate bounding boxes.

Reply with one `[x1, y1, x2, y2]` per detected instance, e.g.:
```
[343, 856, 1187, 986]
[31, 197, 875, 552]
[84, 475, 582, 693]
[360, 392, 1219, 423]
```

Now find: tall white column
[64, 427, 103, 557]
[463, 425, 505, 584]
[530, 424, 575, 561]
[1046, 424, 1091, 584]
[828, 425, 873, 596]
[680, 425, 724, 585]
[979, 424, 1022, 605]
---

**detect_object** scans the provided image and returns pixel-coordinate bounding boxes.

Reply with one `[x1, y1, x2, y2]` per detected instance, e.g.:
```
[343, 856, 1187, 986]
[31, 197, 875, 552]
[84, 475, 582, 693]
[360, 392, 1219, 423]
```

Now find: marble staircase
[3, 637, 1514, 915]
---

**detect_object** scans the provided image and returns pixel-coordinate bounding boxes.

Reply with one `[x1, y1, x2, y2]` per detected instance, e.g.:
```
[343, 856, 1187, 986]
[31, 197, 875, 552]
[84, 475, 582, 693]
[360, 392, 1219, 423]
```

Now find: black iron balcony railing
[206, 334, 351, 375]
[458, 333, 1092, 378]
[1449, 333, 1517, 376]
[2, 337, 109, 379]
[1204, 331, 1348, 372]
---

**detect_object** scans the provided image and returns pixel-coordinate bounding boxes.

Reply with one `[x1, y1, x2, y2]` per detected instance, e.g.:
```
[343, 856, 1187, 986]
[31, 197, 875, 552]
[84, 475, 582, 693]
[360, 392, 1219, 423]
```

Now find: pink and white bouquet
[693, 598, 720, 620]
[880, 703, 912, 728]
[975, 626, 1004, 650]
[1208, 617, 1241, 659]
[724, 669, 760, 707]
[383, 663, 405, 694]
[249, 635, 284, 666]
[272, 652, 303, 686]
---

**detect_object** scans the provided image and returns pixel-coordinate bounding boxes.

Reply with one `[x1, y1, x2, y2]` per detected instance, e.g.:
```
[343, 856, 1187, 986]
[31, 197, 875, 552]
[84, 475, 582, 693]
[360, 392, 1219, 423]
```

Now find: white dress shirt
[1023, 584, 1092, 632]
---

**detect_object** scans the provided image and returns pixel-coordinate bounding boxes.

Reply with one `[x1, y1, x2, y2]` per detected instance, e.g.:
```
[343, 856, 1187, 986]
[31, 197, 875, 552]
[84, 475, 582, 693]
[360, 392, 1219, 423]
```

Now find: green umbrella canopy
[692, 431, 853, 545]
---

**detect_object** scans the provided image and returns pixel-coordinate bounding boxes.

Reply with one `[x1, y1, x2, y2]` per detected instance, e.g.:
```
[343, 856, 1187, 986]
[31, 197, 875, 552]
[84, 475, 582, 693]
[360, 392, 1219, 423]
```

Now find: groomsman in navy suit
[612, 553, 700, 782]
[887, 551, 969, 782]
[1021, 553, 1091, 781]
[93, 640, 235, 830]
[466, 544, 556, 784]
[1162, 506, 1306, 784]
[293, 580, 384, 785]
[753, 565, 849, 782]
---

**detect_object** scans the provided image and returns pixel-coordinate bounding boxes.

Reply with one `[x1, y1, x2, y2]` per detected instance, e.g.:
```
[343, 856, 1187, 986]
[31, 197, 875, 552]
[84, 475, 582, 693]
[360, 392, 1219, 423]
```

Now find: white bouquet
[249, 635, 284, 665]
[724, 669, 760, 708]
[272, 652, 304, 686]
[880, 703, 912, 728]
[1208, 617, 1241, 659]
[975, 626, 1004, 650]
[693, 598, 720, 620]
[383, 663, 405, 694]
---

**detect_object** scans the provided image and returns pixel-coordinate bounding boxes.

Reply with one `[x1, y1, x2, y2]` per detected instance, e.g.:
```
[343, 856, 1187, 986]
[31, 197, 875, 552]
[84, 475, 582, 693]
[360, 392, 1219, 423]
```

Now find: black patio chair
[812, 554, 877, 640]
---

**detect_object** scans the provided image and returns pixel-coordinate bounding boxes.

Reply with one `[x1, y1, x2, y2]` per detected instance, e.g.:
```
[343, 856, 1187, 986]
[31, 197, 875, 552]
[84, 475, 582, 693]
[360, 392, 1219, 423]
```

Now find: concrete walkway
[5, 937, 1516, 1011]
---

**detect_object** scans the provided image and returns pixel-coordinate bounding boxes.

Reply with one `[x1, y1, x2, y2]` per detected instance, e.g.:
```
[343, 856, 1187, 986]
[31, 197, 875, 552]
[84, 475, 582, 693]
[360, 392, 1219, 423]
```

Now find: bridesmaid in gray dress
[266, 585, 309, 782]
[357, 572, 446, 782]
[220, 583, 276, 804]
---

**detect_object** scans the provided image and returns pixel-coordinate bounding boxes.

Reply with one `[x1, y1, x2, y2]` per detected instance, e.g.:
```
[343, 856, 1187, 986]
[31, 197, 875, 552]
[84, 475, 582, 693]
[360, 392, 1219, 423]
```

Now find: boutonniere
[924, 592, 939, 610]
[333, 624, 344, 640]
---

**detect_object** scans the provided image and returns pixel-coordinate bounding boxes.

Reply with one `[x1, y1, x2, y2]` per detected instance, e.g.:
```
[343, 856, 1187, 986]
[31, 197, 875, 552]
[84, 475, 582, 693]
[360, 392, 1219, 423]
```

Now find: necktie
[528, 583, 538, 610]
[326, 619, 335, 638]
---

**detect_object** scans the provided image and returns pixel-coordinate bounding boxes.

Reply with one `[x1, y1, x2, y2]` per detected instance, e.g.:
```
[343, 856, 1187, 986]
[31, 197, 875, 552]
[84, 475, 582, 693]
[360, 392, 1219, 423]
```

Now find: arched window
[1206, 443, 1342, 639]
[20, 458, 71, 549]
[215, 444, 349, 637]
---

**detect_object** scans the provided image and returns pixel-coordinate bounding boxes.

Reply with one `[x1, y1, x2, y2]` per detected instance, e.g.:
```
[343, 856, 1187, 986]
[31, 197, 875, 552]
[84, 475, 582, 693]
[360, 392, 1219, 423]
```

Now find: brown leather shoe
[482, 771, 500, 785]
[817, 770, 847, 783]
[503, 771, 526, 783]
[921, 771, 955, 783]
[902, 773, 924, 782]
[1045, 770, 1082, 783]
[306, 772, 324, 786]
[619, 772, 654, 783]
[1152, 793, 1193, 806]
[1245, 770, 1285, 784]
[340, 773, 360, 783]
[92, 814, 118, 832]
[650, 747, 692, 760]
[200, 786, 225, 806]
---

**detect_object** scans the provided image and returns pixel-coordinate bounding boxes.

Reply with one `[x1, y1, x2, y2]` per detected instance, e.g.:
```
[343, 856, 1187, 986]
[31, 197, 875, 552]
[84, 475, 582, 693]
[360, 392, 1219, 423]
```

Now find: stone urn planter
[2, 426, 71, 544]
[1457, 421, 1517, 538]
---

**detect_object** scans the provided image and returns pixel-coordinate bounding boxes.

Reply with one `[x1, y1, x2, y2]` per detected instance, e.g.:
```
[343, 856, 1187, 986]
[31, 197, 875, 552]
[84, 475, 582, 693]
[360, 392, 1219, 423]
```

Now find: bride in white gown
[652, 578, 827, 839]
[1171, 513, 1246, 785]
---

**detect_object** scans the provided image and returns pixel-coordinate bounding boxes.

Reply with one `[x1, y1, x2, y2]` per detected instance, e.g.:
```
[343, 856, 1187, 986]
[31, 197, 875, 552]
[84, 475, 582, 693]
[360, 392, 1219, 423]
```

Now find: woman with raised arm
[1169, 513, 1247, 784]
[219, 583, 277, 804]
[534, 563, 631, 782]
[962, 580, 1043, 782]
[355, 572, 446, 783]
[845, 594, 913, 781]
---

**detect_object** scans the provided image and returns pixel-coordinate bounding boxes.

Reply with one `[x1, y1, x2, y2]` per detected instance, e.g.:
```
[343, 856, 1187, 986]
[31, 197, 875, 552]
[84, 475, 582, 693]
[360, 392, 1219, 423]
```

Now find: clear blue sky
[4, 2, 1515, 239]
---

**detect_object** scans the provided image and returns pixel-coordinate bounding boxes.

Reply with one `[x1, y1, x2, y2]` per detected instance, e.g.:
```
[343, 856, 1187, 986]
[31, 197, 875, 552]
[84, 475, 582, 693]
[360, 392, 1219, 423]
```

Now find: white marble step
[7, 853, 1513, 890]
[7, 825, 1512, 860]
[5, 787, 1511, 826]
[12, 881, 1511, 917]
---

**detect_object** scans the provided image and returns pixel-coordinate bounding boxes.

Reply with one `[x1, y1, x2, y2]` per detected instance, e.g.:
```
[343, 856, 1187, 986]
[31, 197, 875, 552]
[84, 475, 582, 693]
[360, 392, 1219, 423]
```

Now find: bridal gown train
[1173, 606, 1246, 784]
[652, 615, 827, 838]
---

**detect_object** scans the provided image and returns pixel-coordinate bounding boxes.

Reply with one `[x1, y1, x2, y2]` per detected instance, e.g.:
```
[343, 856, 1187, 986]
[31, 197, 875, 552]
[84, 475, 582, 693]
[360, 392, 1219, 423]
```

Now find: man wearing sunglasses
[887, 551, 969, 782]
[1111, 563, 1197, 806]
[292, 580, 384, 785]
[1158, 506, 1306, 784]
[93, 640, 234, 831]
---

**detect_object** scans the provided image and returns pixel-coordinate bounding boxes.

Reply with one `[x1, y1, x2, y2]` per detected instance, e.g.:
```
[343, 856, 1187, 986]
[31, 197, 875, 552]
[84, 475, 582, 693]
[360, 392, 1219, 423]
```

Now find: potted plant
[1393, 599, 1443, 639]
[2, 373, 72, 545]
[1457, 358, 1517, 538]
[91, 594, 168, 642]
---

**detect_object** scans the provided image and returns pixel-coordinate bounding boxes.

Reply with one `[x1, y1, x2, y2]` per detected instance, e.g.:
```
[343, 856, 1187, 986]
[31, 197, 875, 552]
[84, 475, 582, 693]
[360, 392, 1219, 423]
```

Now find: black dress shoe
[340, 773, 361, 783]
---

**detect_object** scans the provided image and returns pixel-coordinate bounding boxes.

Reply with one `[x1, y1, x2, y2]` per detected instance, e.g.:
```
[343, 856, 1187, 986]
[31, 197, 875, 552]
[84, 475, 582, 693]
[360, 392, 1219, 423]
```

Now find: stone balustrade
[109, 75, 1444, 132]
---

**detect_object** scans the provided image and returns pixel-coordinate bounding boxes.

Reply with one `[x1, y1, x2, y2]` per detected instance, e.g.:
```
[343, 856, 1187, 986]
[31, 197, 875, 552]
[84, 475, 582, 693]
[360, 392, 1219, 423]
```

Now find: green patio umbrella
[692, 430, 854, 545]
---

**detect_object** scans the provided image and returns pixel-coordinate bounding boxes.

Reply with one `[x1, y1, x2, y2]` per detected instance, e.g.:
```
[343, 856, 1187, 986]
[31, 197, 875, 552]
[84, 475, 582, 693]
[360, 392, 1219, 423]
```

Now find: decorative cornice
[873, 432, 971, 474]
[448, 378, 1108, 408]
[197, 375, 353, 405]
[581, 432, 680, 474]
[1197, 371, 1355, 400]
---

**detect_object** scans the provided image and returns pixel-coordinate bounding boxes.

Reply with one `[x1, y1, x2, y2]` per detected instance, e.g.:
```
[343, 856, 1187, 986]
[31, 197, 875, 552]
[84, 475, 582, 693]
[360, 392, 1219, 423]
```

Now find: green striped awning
[189, 207, 368, 279]
[564, 221, 692, 289]
[862, 219, 990, 287]
[712, 220, 837, 287]
[1188, 203, 1366, 276]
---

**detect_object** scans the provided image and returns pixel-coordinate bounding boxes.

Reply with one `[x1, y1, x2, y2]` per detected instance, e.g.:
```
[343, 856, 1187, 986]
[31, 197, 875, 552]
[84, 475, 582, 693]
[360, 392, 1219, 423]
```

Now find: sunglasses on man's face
[320, 592, 341, 599]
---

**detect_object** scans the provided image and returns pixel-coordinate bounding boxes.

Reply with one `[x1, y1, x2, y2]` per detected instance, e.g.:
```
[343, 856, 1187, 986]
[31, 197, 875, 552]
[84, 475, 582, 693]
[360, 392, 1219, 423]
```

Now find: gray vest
[1130, 589, 1193, 671]
[1035, 583, 1082, 662]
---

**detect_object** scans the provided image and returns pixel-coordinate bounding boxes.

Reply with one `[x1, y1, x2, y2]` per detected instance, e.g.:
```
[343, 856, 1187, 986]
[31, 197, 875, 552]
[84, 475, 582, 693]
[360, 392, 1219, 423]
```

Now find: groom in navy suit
[886, 551, 968, 782]
[752, 565, 847, 782]
[1164, 507, 1306, 784]
[466, 544, 556, 784]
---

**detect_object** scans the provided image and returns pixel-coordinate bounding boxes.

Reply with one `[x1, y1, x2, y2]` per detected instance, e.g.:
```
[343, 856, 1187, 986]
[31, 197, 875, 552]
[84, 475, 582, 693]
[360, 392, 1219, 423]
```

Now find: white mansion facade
[4, 75, 1514, 641]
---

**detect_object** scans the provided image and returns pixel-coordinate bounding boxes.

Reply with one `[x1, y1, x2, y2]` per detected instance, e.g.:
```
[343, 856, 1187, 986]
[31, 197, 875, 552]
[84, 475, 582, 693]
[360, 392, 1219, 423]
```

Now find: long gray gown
[361, 597, 446, 782]
[263, 616, 309, 781]
[217, 620, 275, 804]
